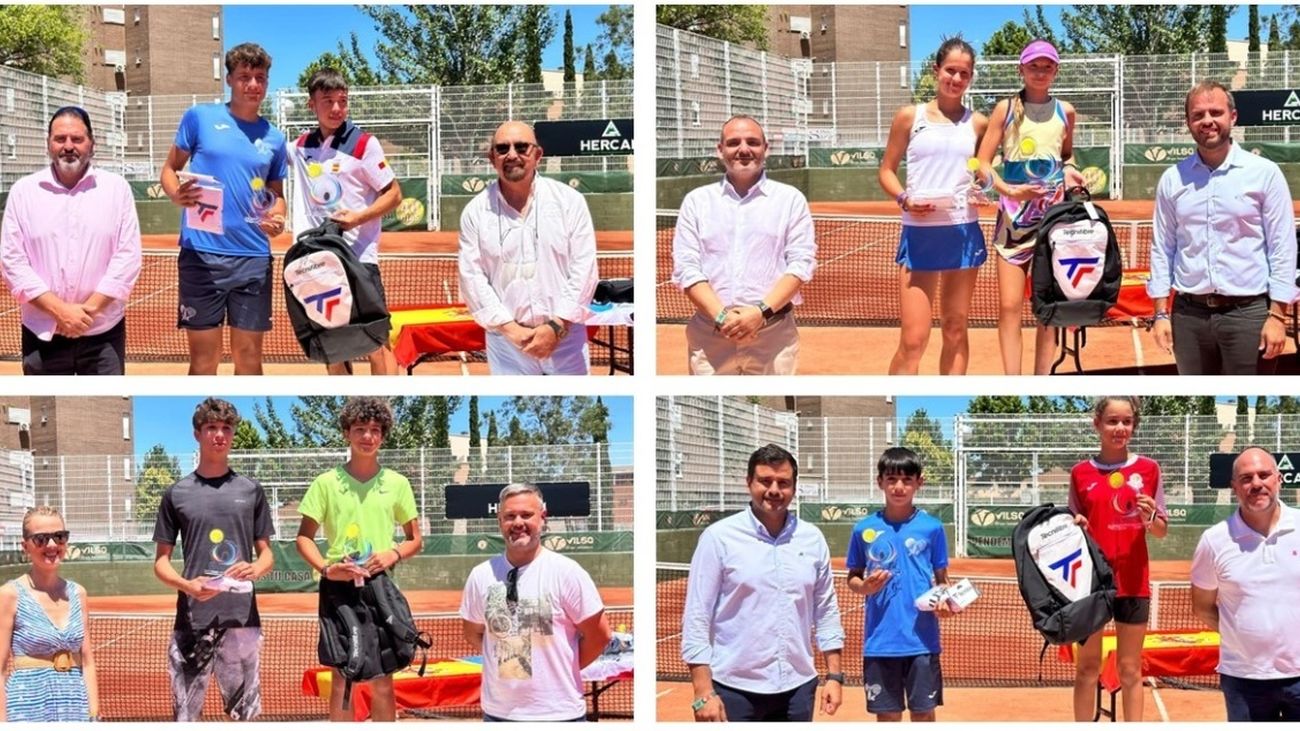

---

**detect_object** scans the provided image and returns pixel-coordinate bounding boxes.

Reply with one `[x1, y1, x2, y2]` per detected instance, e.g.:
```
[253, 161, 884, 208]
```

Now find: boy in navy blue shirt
[846, 447, 950, 721]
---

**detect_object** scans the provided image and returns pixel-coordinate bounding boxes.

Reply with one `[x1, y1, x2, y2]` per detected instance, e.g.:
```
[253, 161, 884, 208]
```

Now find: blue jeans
[713, 677, 818, 722]
[1221, 674, 1300, 721]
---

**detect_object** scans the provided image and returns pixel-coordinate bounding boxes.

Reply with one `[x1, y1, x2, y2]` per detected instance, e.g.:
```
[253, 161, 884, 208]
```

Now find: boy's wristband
[713, 308, 729, 330]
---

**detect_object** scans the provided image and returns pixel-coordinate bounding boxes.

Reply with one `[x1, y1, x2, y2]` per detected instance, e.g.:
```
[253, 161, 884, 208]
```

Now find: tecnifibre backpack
[1012, 505, 1115, 663]
[1031, 188, 1123, 327]
[317, 572, 431, 712]
[283, 221, 392, 365]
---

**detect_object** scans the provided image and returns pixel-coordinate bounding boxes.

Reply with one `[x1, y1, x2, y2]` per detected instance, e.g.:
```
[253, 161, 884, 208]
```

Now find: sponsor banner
[441, 171, 632, 196]
[966, 503, 1229, 557]
[656, 154, 806, 177]
[1126, 141, 1300, 164]
[1209, 451, 1300, 488]
[805, 147, 1110, 196]
[655, 510, 737, 529]
[1235, 89, 1300, 126]
[445, 481, 590, 519]
[62, 541, 155, 562]
[800, 502, 955, 523]
[535, 119, 633, 157]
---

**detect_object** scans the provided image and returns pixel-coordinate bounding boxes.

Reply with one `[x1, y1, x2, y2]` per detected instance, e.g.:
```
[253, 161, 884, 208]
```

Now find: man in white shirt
[458, 121, 598, 375]
[1190, 447, 1300, 721]
[1149, 80, 1298, 375]
[671, 115, 817, 375]
[460, 483, 611, 721]
[681, 444, 844, 721]
[289, 67, 402, 375]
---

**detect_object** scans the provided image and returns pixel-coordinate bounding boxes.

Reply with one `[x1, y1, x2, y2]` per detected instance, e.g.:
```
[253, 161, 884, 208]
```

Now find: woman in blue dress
[0, 506, 98, 721]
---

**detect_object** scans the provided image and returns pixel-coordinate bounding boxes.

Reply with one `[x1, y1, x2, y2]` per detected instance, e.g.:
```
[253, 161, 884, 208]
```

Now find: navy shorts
[713, 677, 817, 722]
[177, 247, 273, 331]
[1221, 674, 1300, 721]
[865, 654, 943, 714]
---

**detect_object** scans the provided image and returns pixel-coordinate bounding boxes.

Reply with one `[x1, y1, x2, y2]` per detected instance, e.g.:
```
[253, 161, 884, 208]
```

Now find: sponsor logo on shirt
[214, 123, 232, 131]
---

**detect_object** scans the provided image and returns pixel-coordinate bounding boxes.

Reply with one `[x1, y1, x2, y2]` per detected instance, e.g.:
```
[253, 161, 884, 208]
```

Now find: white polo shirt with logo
[289, 121, 396, 264]
[1190, 502, 1300, 679]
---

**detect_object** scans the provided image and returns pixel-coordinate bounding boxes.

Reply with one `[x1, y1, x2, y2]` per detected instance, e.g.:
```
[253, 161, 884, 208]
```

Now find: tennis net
[656, 563, 1213, 689]
[0, 252, 633, 365]
[656, 211, 1153, 327]
[90, 607, 632, 721]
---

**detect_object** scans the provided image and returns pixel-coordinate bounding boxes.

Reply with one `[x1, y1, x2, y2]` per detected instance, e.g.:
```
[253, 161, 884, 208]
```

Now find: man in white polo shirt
[290, 67, 402, 375]
[1190, 447, 1300, 721]
[671, 115, 817, 375]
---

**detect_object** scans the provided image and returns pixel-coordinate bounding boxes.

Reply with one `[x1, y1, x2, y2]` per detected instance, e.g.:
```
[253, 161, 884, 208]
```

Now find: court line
[657, 688, 676, 699]
[1150, 678, 1171, 722]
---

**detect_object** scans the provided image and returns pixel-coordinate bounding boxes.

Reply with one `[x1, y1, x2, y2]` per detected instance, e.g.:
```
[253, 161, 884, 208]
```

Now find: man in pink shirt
[0, 106, 141, 374]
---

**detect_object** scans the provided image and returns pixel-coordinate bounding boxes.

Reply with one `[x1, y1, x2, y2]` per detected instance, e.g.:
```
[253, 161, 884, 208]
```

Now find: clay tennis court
[0, 229, 633, 376]
[86, 585, 633, 721]
[656, 557, 1226, 721]
[657, 199, 1300, 375]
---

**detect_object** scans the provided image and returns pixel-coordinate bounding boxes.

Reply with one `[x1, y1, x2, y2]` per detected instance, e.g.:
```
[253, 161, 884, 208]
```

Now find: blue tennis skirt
[896, 221, 987, 272]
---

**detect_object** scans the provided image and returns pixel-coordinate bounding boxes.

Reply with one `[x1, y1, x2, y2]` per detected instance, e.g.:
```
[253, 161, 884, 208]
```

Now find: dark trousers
[1221, 673, 1300, 721]
[1171, 295, 1275, 375]
[714, 677, 818, 722]
[21, 319, 126, 375]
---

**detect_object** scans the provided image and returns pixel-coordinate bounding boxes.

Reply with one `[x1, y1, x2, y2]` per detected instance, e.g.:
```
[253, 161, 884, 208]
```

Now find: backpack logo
[285, 250, 353, 329]
[1059, 257, 1099, 288]
[1049, 220, 1109, 299]
[1049, 548, 1084, 588]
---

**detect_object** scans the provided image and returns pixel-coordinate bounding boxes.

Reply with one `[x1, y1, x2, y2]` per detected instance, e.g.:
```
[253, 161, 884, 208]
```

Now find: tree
[495, 397, 606, 445]
[595, 5, 633, 80]
[254, 397, 298, 449]
[1290, 20, 1300, 51]
[1255, 397, 1279, 451]
[1055, 5, 1212, 54]
[521, 6, 547, 84]
[431, 397, 451, 449]
[135, 445, 180, 522]
[1249, 5, 1261, 52]
[297, 34, 386, 89]
[578, 396, 611, 443]
[656, 5, 770, 49]
[582, 45, 598, 82]
[1235, 396, 1251, 443]
[232, 420, 265, 450]
[469, 397, 481, 449]
[359, 5, 554, 85]
[563, 10, 576, 83]
[0, 6, 88, 81]
[1208, 6, 1231, 53]
[983, 20, 1035, 57]
[1269, 15, 1283, 49]
[912, 68, 937, 103]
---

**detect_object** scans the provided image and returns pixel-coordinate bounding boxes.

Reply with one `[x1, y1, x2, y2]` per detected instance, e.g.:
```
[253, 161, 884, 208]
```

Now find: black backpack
[282, 222, 392, 365]
[1012, 504, 1115, 663]
[317, 573, 432, 712]
[1031, 188, 1123, 327]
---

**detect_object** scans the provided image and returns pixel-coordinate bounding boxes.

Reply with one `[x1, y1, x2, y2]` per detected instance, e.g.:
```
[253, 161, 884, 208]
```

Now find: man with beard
[671, 115, 817, 375]
[457, 121, 598, 375]
[1191, 447, 1300, 720]
[681, 444, 845, 721]
[0, 106, 141, 374]
[1149, 81, 1298, 375]
[459, 483, 611, 721]
[159, 42, 288, 375]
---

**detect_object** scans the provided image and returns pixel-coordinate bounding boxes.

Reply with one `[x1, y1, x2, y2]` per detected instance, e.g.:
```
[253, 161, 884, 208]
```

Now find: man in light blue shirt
[681, 443, 844, 721]
[1149, 80, 1298, 375]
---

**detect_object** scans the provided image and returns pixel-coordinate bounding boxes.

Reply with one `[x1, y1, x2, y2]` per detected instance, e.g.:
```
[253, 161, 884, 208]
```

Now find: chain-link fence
[0, 66, 632, 229]
[657, 24, 1300, 200]
[29, 443, 632, 543]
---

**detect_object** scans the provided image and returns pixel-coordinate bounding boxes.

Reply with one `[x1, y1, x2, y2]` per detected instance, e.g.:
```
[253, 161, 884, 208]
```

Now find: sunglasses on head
[506, 566, 519, 603]
[493, 141, 534, 156]
[25, 531, 70, 547]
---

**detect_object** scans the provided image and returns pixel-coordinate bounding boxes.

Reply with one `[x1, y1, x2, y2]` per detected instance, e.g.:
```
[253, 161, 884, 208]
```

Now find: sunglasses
[506, 566, 519, 603]
[25, 531, 70, 547]
[493, 141, 535, 156]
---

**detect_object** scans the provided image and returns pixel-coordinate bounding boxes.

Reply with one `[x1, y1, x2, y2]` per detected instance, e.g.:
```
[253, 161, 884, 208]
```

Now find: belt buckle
[51, 649, 73, 672]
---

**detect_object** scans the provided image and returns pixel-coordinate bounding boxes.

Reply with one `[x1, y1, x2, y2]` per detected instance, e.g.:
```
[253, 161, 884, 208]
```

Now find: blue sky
[133, 396, 632, 456]
[909, 5, 1287, 64]
[223, 4, 616, 90]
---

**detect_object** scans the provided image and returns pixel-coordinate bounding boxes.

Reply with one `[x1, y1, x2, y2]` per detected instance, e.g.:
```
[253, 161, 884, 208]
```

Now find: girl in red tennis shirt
[1068, 396, 1168, 722]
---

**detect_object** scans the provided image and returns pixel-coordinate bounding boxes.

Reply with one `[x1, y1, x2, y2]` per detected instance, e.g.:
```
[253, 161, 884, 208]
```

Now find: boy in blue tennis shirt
[160, 42, 288, 376]
[847, 446, 950, 721]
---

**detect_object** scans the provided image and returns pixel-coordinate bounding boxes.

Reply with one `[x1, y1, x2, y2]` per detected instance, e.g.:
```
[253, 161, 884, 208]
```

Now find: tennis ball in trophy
[210, 528, 224, 543]
[345, 523, 360, 540]
[251, 177, 265, 192]
[1081, 166, 1107, 195]
[395, 198, 424, 226]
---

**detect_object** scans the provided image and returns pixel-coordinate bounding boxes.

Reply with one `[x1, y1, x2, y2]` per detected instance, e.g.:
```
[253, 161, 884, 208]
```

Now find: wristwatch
[825, 672, 846, 685]
[756, 301, 775, 321]
[545, 319, 567, 338]
[691, 692, 717, 712]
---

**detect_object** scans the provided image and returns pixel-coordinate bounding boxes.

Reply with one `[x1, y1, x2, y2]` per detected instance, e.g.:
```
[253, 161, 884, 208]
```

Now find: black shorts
[1113, 596, 1150, 625]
